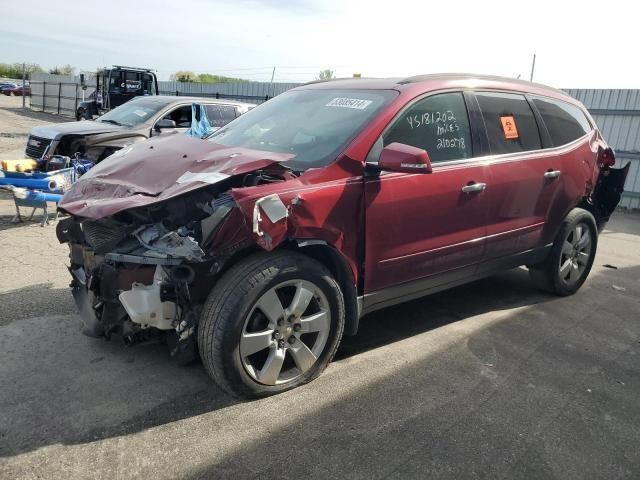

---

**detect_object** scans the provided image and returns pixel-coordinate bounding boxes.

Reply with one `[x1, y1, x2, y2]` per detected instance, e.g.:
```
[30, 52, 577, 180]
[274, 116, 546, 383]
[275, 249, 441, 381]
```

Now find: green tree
[198, 73, 249, 83]
[170, 71, 200, 82]
[0, 62, 43, 79]
[316, 69, 335, 80]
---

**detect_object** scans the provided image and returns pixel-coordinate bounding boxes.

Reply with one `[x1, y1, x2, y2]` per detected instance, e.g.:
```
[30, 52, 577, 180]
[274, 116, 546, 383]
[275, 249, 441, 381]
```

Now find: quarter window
[475, 92, 541, 155]
[532, 96, 591, 147]
[383, 92, 473, 163]
[205, 104, 238, 128]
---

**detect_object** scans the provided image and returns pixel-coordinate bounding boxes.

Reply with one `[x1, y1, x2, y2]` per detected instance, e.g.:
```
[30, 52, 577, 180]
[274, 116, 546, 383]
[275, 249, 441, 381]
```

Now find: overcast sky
[0, 0, 634, 87]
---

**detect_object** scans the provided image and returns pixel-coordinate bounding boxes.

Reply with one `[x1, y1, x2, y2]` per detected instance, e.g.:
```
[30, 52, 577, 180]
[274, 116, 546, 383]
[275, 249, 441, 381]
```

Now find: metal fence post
[42, 82, 46, 112]
[57, 83, 62, 114]
[74, 83, 78, 117]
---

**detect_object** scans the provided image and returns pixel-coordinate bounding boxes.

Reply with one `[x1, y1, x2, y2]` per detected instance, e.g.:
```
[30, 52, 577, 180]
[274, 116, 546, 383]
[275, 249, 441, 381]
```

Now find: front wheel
[198, 251, 345, 398]
[529, 208, 598, 296]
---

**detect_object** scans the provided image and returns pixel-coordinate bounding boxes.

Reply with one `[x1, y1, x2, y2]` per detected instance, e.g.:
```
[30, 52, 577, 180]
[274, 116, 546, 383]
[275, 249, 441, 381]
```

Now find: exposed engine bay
[57, 140, 297, 364]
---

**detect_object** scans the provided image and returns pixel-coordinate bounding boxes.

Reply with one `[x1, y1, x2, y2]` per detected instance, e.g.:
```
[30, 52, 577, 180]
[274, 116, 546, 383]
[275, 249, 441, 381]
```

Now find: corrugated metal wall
[158, 81, 301, 103]
[29, 73, 302, 112]
[565, 89, 640, 210]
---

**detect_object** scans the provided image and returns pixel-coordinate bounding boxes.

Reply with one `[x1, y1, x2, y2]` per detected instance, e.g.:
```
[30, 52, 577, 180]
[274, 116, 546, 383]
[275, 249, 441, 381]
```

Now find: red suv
[58, 74, 629, 398]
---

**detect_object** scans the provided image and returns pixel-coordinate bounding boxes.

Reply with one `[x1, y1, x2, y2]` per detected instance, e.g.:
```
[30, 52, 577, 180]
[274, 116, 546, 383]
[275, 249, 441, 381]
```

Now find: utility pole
[530, 53, 536, 82]
[22, 63, 26, 109]
[269, 66, 276, 98]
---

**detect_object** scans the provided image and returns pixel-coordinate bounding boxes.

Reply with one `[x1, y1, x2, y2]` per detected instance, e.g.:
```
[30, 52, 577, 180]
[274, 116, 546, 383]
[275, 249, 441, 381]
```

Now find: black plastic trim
[361, 245, 551, 317]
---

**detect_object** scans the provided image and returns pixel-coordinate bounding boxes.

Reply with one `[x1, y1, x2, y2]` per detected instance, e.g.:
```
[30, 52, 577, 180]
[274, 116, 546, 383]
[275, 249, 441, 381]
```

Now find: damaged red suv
[58, 74, 629, 398]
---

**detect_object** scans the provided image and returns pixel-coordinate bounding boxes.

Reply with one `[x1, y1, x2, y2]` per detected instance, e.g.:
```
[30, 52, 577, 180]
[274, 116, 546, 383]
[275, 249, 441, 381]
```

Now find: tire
[198, 251, 345, 398]
[76, 108, 85, 121]
[529, 208, 598, 296]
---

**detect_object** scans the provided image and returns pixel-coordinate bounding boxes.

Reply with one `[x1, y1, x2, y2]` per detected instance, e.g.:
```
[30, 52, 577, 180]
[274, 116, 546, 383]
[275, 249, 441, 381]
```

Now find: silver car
[25, 96, 254, 162]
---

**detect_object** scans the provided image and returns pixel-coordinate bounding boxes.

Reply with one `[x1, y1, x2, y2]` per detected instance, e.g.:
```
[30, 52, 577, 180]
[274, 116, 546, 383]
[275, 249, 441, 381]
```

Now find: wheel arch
[576, 196, 605, 232]
[289, 239, 360, 336]
[213, 239, 360, 336]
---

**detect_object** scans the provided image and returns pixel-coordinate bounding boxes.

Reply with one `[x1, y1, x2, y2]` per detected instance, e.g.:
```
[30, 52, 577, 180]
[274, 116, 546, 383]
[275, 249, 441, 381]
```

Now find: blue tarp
[185, 104, 213, 138]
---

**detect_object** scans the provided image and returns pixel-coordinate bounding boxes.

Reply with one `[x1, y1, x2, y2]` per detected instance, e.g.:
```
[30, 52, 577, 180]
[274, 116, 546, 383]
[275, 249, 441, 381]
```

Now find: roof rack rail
[397, 72, 566, 95]
[111, 65, 156, 72]
[302, 77, 370, 86]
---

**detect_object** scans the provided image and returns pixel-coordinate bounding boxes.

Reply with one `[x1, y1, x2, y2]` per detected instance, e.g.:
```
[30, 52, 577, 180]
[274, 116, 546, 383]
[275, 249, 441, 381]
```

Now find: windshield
[207, 89, 397, 170]
[97, 98, 168, 127]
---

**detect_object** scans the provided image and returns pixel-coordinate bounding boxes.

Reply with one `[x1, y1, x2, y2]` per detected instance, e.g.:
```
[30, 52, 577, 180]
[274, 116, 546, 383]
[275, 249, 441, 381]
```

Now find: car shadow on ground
[0, 102, 67, 123]
[0, 212, 59, 231]
[0, 265, 566, 459]
[336, 267, 552, 360]
[182, 264, 640, 480]
[0, 283, 75, 326]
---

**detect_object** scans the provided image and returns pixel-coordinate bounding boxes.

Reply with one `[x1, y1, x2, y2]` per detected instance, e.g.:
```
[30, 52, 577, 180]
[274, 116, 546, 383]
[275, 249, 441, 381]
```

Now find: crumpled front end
[57, 190, 241, 363]
[56, 136, 300, 362]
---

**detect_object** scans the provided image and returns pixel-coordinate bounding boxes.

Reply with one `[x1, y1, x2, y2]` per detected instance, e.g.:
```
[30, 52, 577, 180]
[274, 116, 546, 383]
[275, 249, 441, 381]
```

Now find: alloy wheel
[558, 222, 593, 286]
[240, 280, 331, 385]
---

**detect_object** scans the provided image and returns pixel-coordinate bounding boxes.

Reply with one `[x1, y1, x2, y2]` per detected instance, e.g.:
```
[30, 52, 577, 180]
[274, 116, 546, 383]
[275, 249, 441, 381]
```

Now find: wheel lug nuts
[273, 331, 280, 339]
[288, 336, 296, 344]
[277, 318, 284, 326]
[278, 339, 285, 348]
[293, 324, 301, 332]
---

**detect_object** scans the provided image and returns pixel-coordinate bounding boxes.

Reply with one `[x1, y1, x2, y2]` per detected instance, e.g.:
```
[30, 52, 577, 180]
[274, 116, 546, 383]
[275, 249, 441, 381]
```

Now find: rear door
[204, 104, 238, 130]
[530, 95, 601, 225]
[364, 92, 490, 298]
[473, 91, 563, 259]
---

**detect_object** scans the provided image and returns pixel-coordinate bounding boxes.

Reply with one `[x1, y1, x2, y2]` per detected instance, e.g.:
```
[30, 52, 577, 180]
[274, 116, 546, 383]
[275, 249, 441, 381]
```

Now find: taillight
[601, 147, 616, 168]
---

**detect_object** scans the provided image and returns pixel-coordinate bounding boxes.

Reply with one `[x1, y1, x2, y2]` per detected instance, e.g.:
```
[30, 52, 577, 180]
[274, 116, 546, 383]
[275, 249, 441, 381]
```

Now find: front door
[364, 92, 490, 300]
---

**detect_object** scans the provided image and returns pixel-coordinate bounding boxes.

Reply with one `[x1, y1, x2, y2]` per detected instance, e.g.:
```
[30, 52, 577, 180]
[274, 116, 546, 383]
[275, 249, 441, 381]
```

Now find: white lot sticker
[133, 110, 148, 117]
[176, 171, 230, 184]
[326, 97, 372, 109]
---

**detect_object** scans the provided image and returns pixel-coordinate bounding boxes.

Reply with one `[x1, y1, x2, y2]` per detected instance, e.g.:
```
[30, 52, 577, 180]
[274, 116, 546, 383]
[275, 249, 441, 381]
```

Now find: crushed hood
[31, 121, 125, 140]
[58, 134, 293, 219]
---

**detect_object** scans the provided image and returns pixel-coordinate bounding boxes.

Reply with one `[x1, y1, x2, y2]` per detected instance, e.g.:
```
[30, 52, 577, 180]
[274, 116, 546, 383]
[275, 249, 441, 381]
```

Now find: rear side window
[205, 104, 237, 128]
[532, 96, 591, 147]
[383, 92, 473, 163]
[475, 92, 541, 155]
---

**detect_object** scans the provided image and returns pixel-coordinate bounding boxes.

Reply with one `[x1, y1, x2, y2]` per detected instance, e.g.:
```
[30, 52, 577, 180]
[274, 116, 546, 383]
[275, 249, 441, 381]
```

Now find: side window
[163, 105, 192, 128]
[382, 92, 473, 163]
[475, 92, 541, 155]
[532, 96, 591, 147]
[141, 74, 155, 95]
[205, 104, 238, 128]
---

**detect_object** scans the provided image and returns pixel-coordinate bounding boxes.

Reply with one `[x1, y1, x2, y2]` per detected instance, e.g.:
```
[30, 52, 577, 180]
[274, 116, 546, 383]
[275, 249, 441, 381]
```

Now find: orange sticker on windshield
[500, 116, 519, 139]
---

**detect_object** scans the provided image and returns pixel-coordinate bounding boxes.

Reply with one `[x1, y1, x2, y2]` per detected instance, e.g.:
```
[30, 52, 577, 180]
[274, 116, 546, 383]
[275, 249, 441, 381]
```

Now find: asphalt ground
[0, 200, 639, 479]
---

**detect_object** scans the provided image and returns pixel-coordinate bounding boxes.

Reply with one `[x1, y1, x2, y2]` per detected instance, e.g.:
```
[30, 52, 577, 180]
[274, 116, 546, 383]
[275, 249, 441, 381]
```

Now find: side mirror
[378, 142, 432, 174]
[155, 119, 176, 131]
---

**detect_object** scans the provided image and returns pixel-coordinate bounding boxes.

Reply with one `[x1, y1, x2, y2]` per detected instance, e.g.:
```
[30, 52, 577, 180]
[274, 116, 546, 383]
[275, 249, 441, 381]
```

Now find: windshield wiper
[99, 119, 125, 126]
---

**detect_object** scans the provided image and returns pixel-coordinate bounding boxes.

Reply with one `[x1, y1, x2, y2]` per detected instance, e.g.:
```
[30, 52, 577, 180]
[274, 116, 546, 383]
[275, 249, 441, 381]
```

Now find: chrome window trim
[431, 130, 592, 170]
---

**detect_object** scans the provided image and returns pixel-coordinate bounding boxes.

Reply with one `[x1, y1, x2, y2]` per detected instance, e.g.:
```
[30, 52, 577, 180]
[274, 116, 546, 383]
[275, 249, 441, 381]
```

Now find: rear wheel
[529, 208, 598, 296]
[198, 251, 345, 398]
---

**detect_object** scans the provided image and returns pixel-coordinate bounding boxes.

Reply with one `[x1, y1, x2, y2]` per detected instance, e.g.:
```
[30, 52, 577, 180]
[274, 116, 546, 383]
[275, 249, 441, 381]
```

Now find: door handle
[461, 182, 487, 193]
[544, 170, 561, 179]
